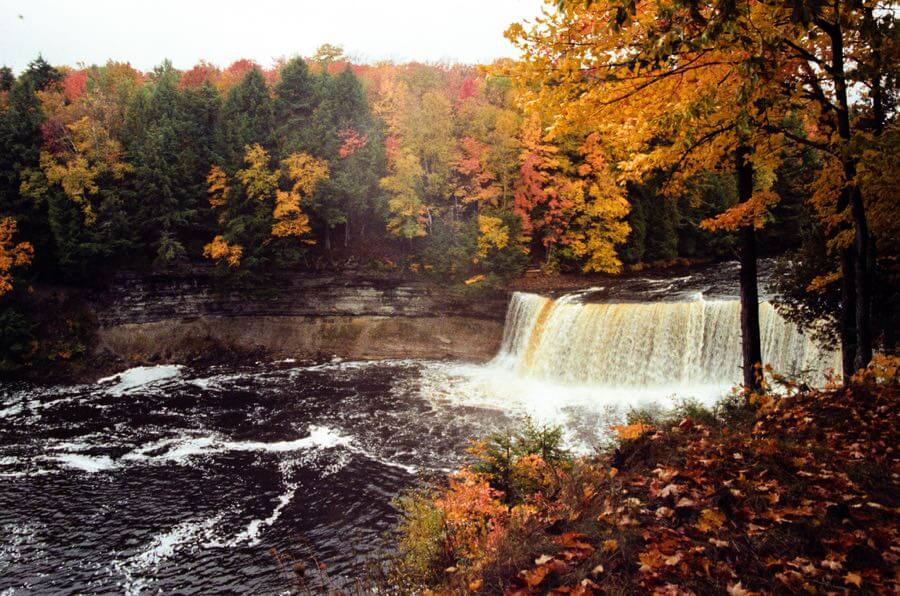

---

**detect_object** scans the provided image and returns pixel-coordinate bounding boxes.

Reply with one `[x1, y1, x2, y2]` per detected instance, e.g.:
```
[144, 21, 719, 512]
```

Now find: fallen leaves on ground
[487, 383, 899, 594]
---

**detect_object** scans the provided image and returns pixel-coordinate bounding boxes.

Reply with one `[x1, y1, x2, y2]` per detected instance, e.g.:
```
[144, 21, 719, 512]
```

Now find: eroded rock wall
[91, 270, 509, 364]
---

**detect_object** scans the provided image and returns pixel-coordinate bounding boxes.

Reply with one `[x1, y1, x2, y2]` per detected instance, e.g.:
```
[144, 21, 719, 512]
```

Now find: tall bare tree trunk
[850, 184, 872, 371]
[839, 241, 858, 383]
[830, 19, 872, 378]
[736, 145, 762, 391]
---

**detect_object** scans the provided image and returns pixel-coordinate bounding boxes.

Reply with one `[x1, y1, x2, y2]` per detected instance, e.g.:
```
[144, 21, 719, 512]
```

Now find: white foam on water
[121, 425, 354, 464]
[113, 515, 222, 595]
[187, 377, 214, 390]
[0, 403, 23, 419]
[56, 453, 118, 473]
[217, 484, 297, 548]
[300, 358, 418, 373]
[418, 361, 735, 454]
[98, 365, 184, 396]
[361, 452, 419, 475]
[131, 516, 222, 568]
[47, 438, 99, 453]
[224, 425, 353, 453]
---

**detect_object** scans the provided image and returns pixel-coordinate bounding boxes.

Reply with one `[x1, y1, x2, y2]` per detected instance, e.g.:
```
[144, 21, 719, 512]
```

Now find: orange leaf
[697, 508, 725, 532]
[844, 572, 862, 587]
[520, 564, 551, 587]
[612, 422, 653, 440]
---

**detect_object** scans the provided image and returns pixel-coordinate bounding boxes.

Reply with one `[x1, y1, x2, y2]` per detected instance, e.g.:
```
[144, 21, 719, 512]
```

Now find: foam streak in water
[122, 425, 353, 464]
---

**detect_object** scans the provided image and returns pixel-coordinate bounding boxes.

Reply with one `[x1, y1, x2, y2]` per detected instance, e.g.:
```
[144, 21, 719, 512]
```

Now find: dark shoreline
[4, 259, 759, 386]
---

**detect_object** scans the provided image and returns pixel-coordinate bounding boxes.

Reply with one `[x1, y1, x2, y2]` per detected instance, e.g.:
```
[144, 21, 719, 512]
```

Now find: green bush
[0, 306, 34, 371]
[471, 417, 570, 503]
[392, 490, 448, 586]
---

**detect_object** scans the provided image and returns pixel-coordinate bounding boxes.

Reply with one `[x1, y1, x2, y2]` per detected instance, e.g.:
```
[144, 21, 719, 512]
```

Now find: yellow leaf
[844, 572, 862, 587]
[520, 564, 550, 587]
[697, 508, 726, 533]
[612, 422, 652, 440]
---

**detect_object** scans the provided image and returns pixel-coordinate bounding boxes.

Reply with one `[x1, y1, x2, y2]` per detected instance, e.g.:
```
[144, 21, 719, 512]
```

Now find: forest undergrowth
[388, 358, 899, 595]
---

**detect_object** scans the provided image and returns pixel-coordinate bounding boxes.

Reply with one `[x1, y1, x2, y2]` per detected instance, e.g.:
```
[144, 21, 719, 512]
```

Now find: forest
[0, 0, 898, 593]
[2, 0, 895, 376]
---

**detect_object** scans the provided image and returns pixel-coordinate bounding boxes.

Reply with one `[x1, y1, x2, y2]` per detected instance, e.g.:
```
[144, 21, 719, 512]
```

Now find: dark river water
[0, 359, 531, 594]
[1, 260, 824, 594]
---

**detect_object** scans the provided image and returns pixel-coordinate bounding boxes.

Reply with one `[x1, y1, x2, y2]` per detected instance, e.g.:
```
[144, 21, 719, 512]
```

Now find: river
[0, 264, 840, 593]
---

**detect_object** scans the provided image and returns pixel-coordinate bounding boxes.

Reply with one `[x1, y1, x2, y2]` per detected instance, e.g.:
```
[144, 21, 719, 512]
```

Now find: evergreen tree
[306, 67, 385, 249]
[0, 58, 62, 274]
[0, 67, 14, 92]
[128, 62, 220, 264]
[638, 182, 678, 263]
[620, 184, 647, 265]
[215, 68, 273, 171]
[17, 56, 62, 93]
[273, 57, 318, 155]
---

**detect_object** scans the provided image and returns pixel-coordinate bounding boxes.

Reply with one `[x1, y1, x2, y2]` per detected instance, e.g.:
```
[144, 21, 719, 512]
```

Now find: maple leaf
[697, 509, 725, 533]
[659, 483, 680, 498]
[613, 423, 653, 440]
[639, 550, 665, 573]
[844, 572, 862, 587]
[674, 497, 696, 509]
[727, 582, 759, 596]
[520, 564, 550, 587]
[556, 533, 594, 551]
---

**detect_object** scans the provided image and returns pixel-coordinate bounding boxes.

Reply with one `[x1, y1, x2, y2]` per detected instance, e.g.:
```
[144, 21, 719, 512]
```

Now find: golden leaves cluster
[203, 144, 328, 267]
[0, 217, 33, 296]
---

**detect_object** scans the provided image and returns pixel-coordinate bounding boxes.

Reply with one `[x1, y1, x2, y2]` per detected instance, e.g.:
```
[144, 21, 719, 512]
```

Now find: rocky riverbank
[84, 269, 510, 374]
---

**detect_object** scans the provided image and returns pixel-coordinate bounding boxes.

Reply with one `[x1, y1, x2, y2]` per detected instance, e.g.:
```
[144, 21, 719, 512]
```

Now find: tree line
[0, 15, 895, 379]
[508, 0, 897, 385]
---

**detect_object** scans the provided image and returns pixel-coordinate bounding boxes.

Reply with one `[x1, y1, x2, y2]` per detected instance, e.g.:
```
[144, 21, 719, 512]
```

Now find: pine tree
[307, 67, 385, 248]
[0, 58, 62, 274]
[215, 68, 273, 171]
[274, 57, 318, 156]
[128, 62, 220, 264]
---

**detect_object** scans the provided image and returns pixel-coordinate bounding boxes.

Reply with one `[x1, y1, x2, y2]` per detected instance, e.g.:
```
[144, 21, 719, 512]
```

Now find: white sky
[1, 0, 547, 73]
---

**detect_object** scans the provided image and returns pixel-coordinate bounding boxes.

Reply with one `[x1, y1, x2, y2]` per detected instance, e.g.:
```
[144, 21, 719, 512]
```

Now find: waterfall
[494, 292, 841, 388]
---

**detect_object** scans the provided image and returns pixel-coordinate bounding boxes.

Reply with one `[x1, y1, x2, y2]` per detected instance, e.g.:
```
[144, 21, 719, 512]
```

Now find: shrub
[470, 417, 570, 503]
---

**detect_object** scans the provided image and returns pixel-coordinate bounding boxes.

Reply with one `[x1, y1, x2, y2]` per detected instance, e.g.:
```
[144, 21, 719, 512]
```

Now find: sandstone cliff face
[90, 270, 510, 365]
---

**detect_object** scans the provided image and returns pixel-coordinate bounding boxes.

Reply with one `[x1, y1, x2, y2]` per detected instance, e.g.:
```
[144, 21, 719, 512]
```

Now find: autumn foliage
[203, 144, 327, 269]
[0, 217, 33, 296]
[392, 363, 899, 594]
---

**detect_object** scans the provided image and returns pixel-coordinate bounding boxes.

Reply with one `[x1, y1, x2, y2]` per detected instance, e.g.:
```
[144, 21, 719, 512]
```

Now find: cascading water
[493, 291, 841, 388]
